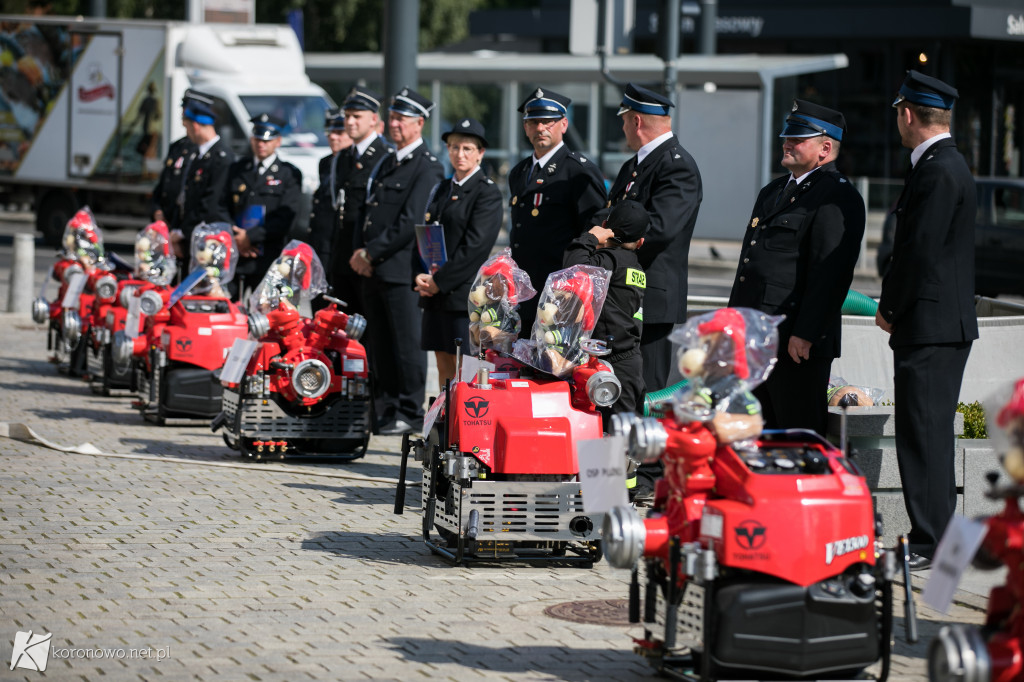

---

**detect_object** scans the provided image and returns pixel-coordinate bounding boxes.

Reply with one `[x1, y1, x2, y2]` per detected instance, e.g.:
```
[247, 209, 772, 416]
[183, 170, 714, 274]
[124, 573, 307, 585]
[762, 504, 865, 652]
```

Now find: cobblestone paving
[0, 319, 987, 681]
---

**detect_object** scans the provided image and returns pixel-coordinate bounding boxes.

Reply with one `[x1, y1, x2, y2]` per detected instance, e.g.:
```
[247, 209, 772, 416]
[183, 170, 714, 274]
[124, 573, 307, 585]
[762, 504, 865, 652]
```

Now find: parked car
[876, 176, 1024, 297]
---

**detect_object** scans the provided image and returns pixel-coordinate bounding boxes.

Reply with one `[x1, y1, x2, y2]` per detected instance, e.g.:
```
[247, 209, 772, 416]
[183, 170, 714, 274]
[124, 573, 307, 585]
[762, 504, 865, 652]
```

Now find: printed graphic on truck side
[0, 19, 74, 175]
[0, 20, 165, 185]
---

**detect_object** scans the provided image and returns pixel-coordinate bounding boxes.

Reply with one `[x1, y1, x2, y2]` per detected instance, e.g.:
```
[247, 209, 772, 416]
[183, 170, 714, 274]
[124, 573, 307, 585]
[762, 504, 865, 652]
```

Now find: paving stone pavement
[0, 317, 991, 681]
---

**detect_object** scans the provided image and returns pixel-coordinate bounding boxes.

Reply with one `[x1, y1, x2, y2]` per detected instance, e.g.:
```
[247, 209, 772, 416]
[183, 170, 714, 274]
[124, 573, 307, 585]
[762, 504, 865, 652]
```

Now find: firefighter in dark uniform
[223, 113, 303, 299]
[508, 87, 607, 332]
[609, 83, 702, 396]
[728, 99, 865, 437]
[308, 108, 351, 268]
[149, 93, 198, 226]
[609, 83, 703, 505]
[349, 87, 444, 435]
[876, 71, 978, 571]
[563, 199, 648, 423]
[150, 135, 195, 225]
[170, 91, 234, 259]
[313, 87, 391, 314]
[414, 117, 503, 386]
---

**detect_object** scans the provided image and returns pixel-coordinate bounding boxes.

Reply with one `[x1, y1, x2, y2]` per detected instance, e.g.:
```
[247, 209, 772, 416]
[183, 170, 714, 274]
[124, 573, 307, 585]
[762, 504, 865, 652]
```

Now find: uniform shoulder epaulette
[486, 178, 494, 185]
[568, 151, 591, 165]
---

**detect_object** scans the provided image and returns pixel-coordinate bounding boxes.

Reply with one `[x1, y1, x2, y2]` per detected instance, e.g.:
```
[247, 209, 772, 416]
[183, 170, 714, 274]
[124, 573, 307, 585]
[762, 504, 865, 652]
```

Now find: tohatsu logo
[464, 396, 489, 419]
[462, 396, 492, 426]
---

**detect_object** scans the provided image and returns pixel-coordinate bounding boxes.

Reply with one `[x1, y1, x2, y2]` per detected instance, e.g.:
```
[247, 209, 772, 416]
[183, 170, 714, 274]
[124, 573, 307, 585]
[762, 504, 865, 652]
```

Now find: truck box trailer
[0, 15, 333, 245]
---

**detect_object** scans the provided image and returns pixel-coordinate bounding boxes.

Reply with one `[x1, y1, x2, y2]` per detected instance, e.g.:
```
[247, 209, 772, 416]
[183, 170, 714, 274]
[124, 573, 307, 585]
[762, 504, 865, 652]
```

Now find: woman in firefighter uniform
[414, 118, 503, 386]
[223, 113, 302, 299]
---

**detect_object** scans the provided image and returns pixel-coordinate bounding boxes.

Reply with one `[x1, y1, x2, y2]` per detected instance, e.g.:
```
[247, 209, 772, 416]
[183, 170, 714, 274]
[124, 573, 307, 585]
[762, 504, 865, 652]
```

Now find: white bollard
[7, 233, 35, 314]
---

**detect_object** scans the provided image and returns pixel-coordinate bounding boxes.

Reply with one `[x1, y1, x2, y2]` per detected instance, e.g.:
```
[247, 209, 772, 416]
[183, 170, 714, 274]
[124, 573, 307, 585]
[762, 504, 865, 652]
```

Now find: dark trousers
[361, 278, 427, 427]
[753, 349, 832, 437]
[313, 275, 362, 316]
[640, 322, 674, 393]
[599, 352, 643, 430]
[326, 226, 363, 316]
[894, 341, 972, 557]
[518, 297, 539, 342]
[637, 325, 673, 491]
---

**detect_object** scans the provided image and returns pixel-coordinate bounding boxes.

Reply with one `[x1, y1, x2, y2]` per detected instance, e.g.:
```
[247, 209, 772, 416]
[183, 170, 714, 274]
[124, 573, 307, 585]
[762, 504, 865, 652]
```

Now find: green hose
[643, 379, 689, 417]
[842, 289, 878, 316]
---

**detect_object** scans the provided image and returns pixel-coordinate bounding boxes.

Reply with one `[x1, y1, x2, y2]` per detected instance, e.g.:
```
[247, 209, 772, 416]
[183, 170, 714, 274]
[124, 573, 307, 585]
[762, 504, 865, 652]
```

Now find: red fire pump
[86, 221, 177, 395]
[128, 222, 247, 424]
[394, 259, 621, 565]
[32, 207, 117, 377]
[929, 377, 1024, 682]
[212, 241, 372, 460]
[601, 307, 917, 680]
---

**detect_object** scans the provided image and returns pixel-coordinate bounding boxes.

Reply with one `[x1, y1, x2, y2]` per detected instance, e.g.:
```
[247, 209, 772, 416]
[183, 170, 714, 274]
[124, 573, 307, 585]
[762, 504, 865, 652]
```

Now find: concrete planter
[827, 406, 1004, 539]
[831, 298, 1024, 404]
[686, 296, 1024, 405]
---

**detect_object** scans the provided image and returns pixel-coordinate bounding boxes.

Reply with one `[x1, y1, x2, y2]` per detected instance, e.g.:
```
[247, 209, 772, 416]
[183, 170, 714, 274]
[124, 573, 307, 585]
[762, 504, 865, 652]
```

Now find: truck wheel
[37, 191, 78, 248]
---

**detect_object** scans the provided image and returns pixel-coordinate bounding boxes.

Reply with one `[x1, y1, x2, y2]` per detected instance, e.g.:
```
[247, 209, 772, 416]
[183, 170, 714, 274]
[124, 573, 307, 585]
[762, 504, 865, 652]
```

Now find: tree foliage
[10, 0, 529, 53]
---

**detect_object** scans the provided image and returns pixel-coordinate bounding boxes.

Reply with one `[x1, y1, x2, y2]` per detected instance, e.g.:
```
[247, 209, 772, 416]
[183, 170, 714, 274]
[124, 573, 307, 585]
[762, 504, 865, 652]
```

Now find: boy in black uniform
[563, 199, 648, 419]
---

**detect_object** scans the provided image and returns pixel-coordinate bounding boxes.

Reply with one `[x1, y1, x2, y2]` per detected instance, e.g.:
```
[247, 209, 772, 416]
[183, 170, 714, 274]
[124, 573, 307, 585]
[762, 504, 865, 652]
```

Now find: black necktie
[527, 162, 539, 183]
[776, 179, 797, 207]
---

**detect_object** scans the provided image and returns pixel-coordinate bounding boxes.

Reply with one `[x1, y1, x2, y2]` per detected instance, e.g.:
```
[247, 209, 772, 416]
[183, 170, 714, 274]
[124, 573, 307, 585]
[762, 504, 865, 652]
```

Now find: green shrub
[957, 401, 988, 439]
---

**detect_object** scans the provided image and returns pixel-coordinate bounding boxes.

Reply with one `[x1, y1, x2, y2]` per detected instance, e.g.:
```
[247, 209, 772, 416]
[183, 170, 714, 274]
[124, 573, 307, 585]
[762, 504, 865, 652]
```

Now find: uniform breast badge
[751, 217, 759, 228]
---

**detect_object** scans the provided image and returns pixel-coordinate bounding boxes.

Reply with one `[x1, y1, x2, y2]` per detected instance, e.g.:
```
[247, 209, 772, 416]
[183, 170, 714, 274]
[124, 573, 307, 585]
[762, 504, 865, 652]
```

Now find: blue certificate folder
[238, 205, 266, 256]
[415, 223, 447, 274]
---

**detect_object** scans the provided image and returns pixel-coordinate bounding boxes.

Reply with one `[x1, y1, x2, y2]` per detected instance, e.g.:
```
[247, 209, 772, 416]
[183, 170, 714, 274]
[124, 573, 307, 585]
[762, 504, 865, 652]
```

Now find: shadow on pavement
[30, 405, 153, 425]
[385, 637, 656, 680]
[301, 530, 435, 566]
[282, 481, 394, 506]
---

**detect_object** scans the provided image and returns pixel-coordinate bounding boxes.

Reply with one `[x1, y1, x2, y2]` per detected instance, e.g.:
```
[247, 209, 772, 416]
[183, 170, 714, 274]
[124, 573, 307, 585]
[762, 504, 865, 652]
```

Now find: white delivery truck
[0, 15, 333, 245]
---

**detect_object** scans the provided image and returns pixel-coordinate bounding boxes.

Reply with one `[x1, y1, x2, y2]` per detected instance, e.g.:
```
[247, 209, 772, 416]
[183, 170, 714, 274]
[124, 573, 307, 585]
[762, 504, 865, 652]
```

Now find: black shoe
[907, 553, 932, 571]
[629, 484, 655, 508]
[378, 419, 417, 436]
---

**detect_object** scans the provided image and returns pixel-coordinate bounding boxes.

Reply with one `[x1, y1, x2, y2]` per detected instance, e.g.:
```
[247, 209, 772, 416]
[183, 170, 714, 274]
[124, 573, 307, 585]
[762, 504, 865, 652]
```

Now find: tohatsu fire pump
[130, 222, 248, 424]
[33, 207, 116, 377]
[86, 220, 177, 395]
[929, 377, 1024, 682]
[601, 307, 917, 680]
[211, 241, 372, 460]
[394, 259, 623, 565]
